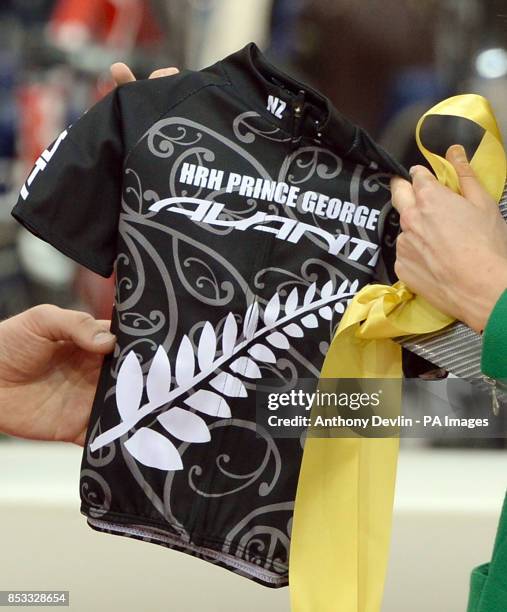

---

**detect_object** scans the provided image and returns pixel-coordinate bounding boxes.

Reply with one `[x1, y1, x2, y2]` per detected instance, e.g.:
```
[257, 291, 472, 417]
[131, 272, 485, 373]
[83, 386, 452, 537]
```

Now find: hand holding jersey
[0, 305, 115, 446]
[391, 146, 507, 334]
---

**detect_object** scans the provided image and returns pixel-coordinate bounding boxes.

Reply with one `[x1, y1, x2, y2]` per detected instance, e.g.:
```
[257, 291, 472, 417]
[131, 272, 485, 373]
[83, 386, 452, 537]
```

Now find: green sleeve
[481, 289, 507, 380]
[469, 292, 507, 611]
[467, 494, 507, 612]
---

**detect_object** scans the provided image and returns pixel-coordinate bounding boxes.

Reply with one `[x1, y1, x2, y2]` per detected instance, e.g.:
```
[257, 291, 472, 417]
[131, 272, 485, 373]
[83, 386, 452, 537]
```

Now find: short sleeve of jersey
[11, 89, 124, 278]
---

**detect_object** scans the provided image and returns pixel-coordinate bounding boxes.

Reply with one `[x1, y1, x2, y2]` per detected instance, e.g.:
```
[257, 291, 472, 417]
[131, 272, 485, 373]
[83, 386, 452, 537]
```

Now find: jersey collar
[212, 42, 408, 178]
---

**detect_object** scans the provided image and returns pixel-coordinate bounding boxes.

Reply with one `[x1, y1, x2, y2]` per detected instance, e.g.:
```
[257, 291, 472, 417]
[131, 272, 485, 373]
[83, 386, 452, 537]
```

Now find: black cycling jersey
[12, 42, 408, 588]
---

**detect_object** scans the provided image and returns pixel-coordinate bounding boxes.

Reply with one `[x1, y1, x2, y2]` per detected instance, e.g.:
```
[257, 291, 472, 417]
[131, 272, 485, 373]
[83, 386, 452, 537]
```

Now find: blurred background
[1, 1, 507, 611]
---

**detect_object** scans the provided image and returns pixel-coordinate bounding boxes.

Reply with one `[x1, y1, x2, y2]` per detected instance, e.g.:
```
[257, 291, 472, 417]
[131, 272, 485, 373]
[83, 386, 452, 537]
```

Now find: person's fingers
[390, 176, 416, 214]
[110, 62, 136, 86]
[445, 144, 494, 208]
[25, 305, 116, 354]
[110, 63, 179, 86]
[409, 165, 439, 194]
[148, 67, 180, 79]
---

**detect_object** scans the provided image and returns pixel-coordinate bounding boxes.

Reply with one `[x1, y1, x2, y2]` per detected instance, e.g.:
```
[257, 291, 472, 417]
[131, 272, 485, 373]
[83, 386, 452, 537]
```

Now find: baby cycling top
[12, 42, 409, 587]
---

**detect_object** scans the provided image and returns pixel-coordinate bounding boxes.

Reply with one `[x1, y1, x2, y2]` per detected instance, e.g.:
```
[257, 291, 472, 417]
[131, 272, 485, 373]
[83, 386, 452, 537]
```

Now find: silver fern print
[89, 279, 357, 470]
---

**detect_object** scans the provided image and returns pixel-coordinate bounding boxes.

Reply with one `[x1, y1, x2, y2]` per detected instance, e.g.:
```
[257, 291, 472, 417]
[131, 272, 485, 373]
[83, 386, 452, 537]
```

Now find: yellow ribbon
[289, 94, 506, 612]
[416, 94, 506, 203]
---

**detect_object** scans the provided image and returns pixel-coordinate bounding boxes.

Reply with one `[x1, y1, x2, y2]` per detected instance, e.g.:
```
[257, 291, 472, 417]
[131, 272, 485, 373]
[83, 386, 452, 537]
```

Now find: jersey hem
[80, 503, 289, 588]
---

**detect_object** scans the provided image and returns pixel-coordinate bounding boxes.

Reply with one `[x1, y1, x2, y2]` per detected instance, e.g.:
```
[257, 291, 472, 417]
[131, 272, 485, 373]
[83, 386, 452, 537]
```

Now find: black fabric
[12, 43, 410, 587]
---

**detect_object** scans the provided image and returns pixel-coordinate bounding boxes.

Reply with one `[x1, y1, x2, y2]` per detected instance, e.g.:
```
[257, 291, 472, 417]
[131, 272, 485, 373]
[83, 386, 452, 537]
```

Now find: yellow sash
[289, 95, 506, 612]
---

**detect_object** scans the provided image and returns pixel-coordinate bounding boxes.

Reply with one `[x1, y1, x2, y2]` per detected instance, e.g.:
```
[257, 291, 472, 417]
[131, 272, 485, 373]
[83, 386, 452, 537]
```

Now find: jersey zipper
[290, 89, 306, 149]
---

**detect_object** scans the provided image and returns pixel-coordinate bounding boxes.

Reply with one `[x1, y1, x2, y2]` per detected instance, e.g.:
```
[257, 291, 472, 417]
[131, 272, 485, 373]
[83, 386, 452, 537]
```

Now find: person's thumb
[110, 62, 136, 86]
[26, 305, 116, 354]
[446, 144, 495, 208]
[148, 67, 179, 79]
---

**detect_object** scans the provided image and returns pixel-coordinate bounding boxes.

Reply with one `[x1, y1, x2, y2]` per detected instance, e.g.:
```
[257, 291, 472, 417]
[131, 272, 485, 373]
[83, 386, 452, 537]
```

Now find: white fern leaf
[321, 279, 334, 298]
[209, 372, 247, 397]
[124, 428, 183, 471]
[283, 323, 304, 338]
[263, 292, 280, 326]
[337, 279, 348, 295]
[146, 346, 171, 405]
[116, 351, 143, 422]
[285, 287, 298, 315]
[230, 356, 262, 378]
[243, 301, 259, 340]
[303, 282, 317, 305]
[350, 279, 360, 293]
[175, 334, 195, 387]
[266, 331, 290, 349]
[248, 343, 276, 363]
[158, 407, 211, 443]
[184, 389, 231, 417]
[335, 302, 346, 314]
[319, 306, 333, 320]
[198, 321, 217, 371]
[301, 314, 318, 328]
[222, 312, 237, 357]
